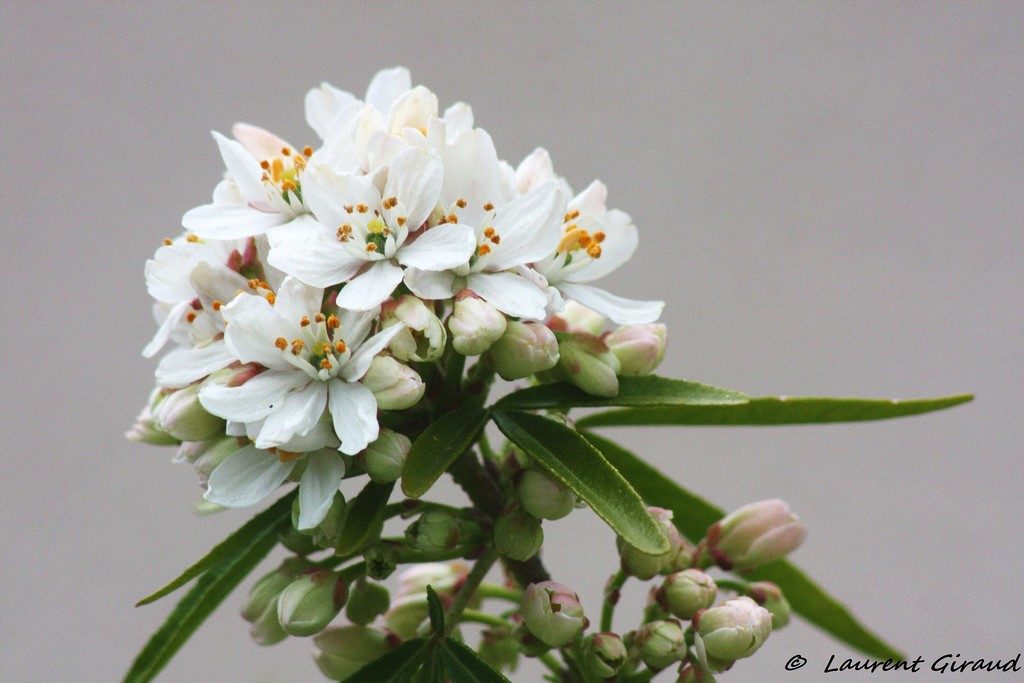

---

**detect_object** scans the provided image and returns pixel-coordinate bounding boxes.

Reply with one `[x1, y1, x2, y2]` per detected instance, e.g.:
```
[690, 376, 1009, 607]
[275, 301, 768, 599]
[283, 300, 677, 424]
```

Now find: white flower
[143, 233, 252, 387]
[198, 277, 404, 455]
[267, 146, 475, 310]
[404, 129, 569, 320]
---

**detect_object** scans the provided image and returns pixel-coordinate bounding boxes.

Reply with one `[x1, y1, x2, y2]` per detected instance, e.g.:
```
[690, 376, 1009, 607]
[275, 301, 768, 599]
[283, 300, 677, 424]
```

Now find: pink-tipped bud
[552, 301, 607, 335]
[705, 499, 807, 571]
[488, 321, 560, 380]
[693, 596, 772, 672]
[656, 569, 717, 619]
[580, 632, 629, 677]
[361, 356, 425, 410]
[449, 294, 507, 356]
[381, 295, 446, 362]
[605, 323, 667, 376]
[747, 581, 791, 629]
[556, 333, 620, 397]
[617, 507, 693, 579]
[633, 619, 687, 670]
[522, 581, 588, 647]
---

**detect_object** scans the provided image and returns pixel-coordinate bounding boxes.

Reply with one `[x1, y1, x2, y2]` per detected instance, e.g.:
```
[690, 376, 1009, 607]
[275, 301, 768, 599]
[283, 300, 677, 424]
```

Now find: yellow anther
[314, 313, 325, 323]
[593, 231, 606, 243]
[337, 224, 352, 242]
[477, 244, 491, 256]
[344, 204, 354, 213]
[291, 339, 305, 354]
[320, 358, 333, 370]
[447, 213, 458, 224]
[320, 342, 332, 355]
[586, 244, 603, 258]
[356, 204, 369, 213]
[564, 209, 580, 222]
[291, 155, 306, 172]
[300, 315, 310, 327]
[483, 202, 494, 211]
[281, 179, 297, 192]
[265, 292, 276, 305]
[212, 300, 223, 311]
[396, 216, 407, 226]
[334, 340, 347, 353]
[260, 160, 270, 170]
[483, 227, 496, 238]
[383, 196, 398, 209]
[186, 233, 199, 243]
[365, 243, 378, 252]
[490, 234, 501, 244]
[271, 158, 284, 183]
[557, 227, 586, 254]
[274, 337, 288, 349]
[277, 449, 301, 462]
[302, 146, 314, 157]
[162, 238, 173, 246]
[185, 311, 197, 323]
[456, 198, 467, 208]
[578, 233, 593, 248]
[326, 314, 341, 329]
[280, 146, 291, 156]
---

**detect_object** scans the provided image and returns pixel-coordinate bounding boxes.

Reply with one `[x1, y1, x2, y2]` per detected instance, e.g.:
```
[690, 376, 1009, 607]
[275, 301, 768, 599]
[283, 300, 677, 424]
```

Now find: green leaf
[335, 482, 394, 557]
[345, 638, 431, 682]
[578, 393, 973, 428]
[584, 431, 903, 660]
[492, 410, 668, 555]
[402, 407, 491, 498]
[125, 492, 295, 683]
[441, 637, 511, 682]
[426, 585, 445, 636]
[495, 375, 748, 410]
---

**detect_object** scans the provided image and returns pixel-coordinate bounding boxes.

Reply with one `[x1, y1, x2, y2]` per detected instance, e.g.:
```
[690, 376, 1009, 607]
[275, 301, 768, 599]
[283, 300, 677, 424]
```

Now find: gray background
[2, 2, 1021, 681]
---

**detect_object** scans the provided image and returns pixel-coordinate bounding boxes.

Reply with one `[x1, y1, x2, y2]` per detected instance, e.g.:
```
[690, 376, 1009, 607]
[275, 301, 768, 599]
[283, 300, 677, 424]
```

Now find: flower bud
[605, 323, 667, 376]
[276, 570, 348, 637]
[449, 295, 507, 355]
[359, 429, 411, 484]
[657, 569, 718, 620]
[242, 559, 310, 646]
[488, 321, 560, 380]
[747, 581, 791, 629]
[364, 543, 399, 580]
[361, 356, 425, 410]
[580, 632, 628, 677]
[554, 301, 607, 335]
[383, 592, 429, 639]
[126, 389, 179, 445]
[404, 510, 482, 555]
[617, 507, 692, 579]
[291, 492, 348, 548]
[314, 626, 394, 680]
[517, 469, 575, 520]
[693, 596, 772, 672]
[190, 437, 243, 482]
[395, 562, 469, 598]
[634, 619, 688, 671]
[521, 581, 588, 647]
[381, 295, 446, 362]
[555, 333, 620, 397]
[155, 385, 225, 442]
[494, 506, 543, 561]
[678, 663, 718, 682]
[479, 627, 520, 673]
[705, 499, 807, 571]
[513, 623, 550, 657]
[345, 579, 391, 625]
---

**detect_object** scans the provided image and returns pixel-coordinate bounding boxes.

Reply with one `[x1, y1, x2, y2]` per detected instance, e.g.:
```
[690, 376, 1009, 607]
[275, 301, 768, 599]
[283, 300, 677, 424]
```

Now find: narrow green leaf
[426, 585, 445, 636]
[424, 649, 446, 683]
[335, 482, 394, 557]
[495, 375, 748, 410]
[492, 410, 668, 555]
[441, 637, 511, 682]
[402, 407, 491, 498]
[345, 638, 431, 682]
[584, 431, 903, 660]
[124, 492, 295, 683]
[578, 393, 973, 428]
[136, 492, 296, 607]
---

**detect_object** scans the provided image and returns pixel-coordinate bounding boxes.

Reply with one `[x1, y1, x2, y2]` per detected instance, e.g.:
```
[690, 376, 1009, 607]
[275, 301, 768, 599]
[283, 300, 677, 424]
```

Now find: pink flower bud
[605, 323, 666, 376]
[693, 597, 772, 672]
[617, 507, 693, 579]
[488, 321, 560, 380]
[706, 499, 807, 570]
[522, 581, 588, 647]
[449, 294, 507, 356]
[381, 295, 446, 362]
[556, 333, 620, 397]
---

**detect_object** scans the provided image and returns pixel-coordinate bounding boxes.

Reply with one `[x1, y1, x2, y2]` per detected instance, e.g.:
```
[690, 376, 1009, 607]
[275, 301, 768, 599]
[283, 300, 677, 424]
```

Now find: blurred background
[2, 2, 1021, 681]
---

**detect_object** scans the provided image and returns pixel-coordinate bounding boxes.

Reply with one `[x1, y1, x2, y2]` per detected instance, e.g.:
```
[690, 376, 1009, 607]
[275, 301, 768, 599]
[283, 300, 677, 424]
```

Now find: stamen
[275, 337, 288, 349]
[334, 340, 347, 353]
[483, 227, 496, 238]
[291, 155, 306, 172]
[356, 204, 369, 213]
[344, 204, 354, 213]
[490, 235, 501, 244]
[302, 146, 314, 157]
[186, 233, 199, 243]
[162, 238, 173, 246]
[337, 224, 352, 242]
[396, 216, 407, 226]
[587, 244, 603, 258]
[326, 315, 341, 329]
[185, 311, 197, 323]
[271, 158, 284, 183]
[383, 196, 398, 209]
[483, 201, 494, 211]
[365, 243, 378, 252]
[277, 449, 301, 462]
[319, 342, 332, 355]
[280, 146, 291, 156]
[564, 209, 580, 222]
[578, 234, 593, 248]
[212, 300, 223, 311]
[593, 231, 606, 243]
[260, 160, 270, 170]
[281, 179, 297, 192]
[319, 358, 333, 370]
[291, 339, 305, 355]
[300, 315, 310, 327]
[447, 213, 458, 224]
[314, 313, 325, 323]
[265, 292, 276, 305]
[456, 198, 467, 208]
[477, 244, 491, 256]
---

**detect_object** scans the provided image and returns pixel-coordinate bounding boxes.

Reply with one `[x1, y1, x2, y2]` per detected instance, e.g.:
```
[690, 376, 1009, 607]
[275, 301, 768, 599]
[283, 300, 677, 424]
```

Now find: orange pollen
[483, 227, 496, 237]
[277, 449, 301, 462]
[320, 342, 332, 355]
[396, 216, 407, 226]
[162, 238, 173, 246]
[302, 146, 314, 157]
[292, 155, 306, 172]
[319, 358, 333, 370]
[344, 204, 354, 213]
[356, 204, 369, 213]
[212, 300, 223, 311]
[587, 244, 603, 258]
[291, 339, 304, 354]
[593, 231, 606, 243]
[280, 147, 291, 156]
[281, 179, 297, 192]
[261, 173, 270, 182]
[447, 214, 458, 224]
[477, 244, 491, 256]
[326, 315, 340, 329]
[564, 209, 580, 222]
[337, 224, 352, 242]
[271, 158, 284, 183]
[334, 340, 347, 353]
[365, 243, 377, 252]
[265, 292, 277, 304]
[557, 228, 586, 253]
[260, 160, 270, 170]
[314, 313, 325, 323]
[185, 311, 197, 323]
[274, 337, 287, 349]
[483, 202, 494, 211]
[300, 315, 310, 327]
[490, 234, 501, 244]
[578, 234, 593, 248]
[456, 198, 467, 208]
[186, 233, 199, 243]
[383, 196, 398, 209]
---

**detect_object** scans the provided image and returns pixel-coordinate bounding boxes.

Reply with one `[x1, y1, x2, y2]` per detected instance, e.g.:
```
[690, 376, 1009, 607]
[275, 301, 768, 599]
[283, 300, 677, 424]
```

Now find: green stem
[477, 582, 523, 604]
[444, 547, 498, 636]
[538, 651, 565, 678]
[715, 578, 750, 595]
[458, 608, 510, 629]
[338, 561, 367, 583]
[600, 570, 628, 632]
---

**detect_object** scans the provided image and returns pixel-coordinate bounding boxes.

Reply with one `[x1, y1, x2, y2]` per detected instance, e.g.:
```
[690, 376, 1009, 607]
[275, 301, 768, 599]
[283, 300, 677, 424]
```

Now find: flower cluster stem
[444, 547, 498, 635]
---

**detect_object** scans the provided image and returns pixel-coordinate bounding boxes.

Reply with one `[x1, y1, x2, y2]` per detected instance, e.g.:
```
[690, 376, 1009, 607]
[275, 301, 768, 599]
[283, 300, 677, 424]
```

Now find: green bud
[488, 321, 560, 380]
[605, 323, 667, 376]
[693, 596, 772, 672]
[634, 619, 687, 671]
[479, 626, 520, 673]
[449, 295, 507, 355]
[155, 385, 225, 441]
[361, 356, 425, 410]
[494, 506, 544, 561]
[383, 592, 429, 639]
[747, 581, 791, 629]
[359, 429, 411, 484]
[345, 579, 391, 625]
[277, 570, 348, 637]
[125, 388, 179, 445]
[517, 469, 575, 520]
[513, 623, 551, 657]
[522, 581, 588, 647]
[617, 507, 692, 579]
[242, 559, 309, 646]
[314, 626, 394, 680]
[580, 632, 628, 677]
[364, 544, 399, 580]
[705, 499, 806, 571]
[190, 437, 243, 482]
[405, 510, 482, 555]
[678, 663, 718, 682]
[555, 333, 620, 397]
[657, 569, 717, 620]
[381, 295, 447, 362]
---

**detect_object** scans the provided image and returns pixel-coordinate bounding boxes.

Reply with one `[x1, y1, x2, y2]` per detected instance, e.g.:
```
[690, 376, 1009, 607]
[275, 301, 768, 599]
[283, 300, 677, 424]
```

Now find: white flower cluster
[133, 67, 663, 529]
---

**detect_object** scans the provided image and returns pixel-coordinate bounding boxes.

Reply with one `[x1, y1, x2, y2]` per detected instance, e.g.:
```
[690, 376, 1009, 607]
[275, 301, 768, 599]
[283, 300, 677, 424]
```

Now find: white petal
[301, 167, 379, 231]
[565, 210, 638, 283]
[338, 307, 379, 349]
[340, 324, 406, 382]
[274, 276, 324, 324]
[221, 294, 295, 369]
[442, 128, 502, 224]
[199, 370, 306, 423]
[305, 82, 360, 139]
[365, 66, 412, 114]
[297, 451, 346, 529]
[387, 86, 438, 135]
[335, 261, 404, 311]
[212, 131, 267, 205]
[183, 202, 283, 239]
[556, 282, 664, 324]
[232, 123, 290, 159]
[142, 301, 189, 357]
[486, 180, 568, 270]
[155, 341, 236, 388]
[467, 271, 548, 320]
[190, 261, 249, 307]
[403, 268, 456, 300]
[384, 147, 443, 231]
[204, 446, 294, 508]
[397, 224, 475, 271]
[255, 382, 328, 449]
[515, 148, 555, 194]
[328, 380, 379, 455]
[267, 232, 365, 288]
[442, 102, 474, 138]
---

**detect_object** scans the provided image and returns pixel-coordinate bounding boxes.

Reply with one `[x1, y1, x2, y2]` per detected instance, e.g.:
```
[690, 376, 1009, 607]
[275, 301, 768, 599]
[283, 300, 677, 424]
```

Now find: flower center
[258, 146, 313, 202]
[555, 210, 605, 263]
